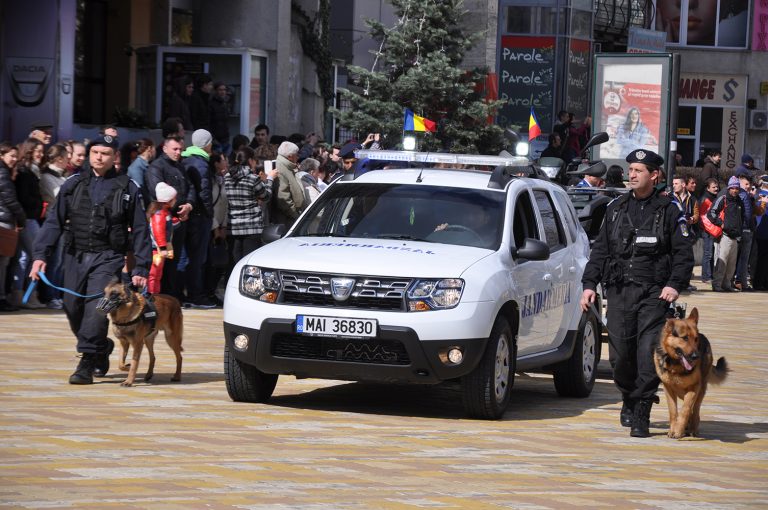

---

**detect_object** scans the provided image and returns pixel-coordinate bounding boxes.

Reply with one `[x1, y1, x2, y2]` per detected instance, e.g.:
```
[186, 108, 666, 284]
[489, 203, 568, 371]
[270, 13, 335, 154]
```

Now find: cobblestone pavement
[1, 288, 766, 509]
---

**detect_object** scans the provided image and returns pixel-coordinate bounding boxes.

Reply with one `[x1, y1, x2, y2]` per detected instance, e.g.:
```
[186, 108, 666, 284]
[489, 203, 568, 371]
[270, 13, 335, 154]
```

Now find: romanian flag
[528, 107, 541, 140]
[404, 108, 437, 132]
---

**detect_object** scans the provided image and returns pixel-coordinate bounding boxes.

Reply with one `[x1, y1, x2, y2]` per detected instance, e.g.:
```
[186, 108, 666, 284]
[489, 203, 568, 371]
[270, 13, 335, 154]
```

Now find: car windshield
[291, 182, 505, 250]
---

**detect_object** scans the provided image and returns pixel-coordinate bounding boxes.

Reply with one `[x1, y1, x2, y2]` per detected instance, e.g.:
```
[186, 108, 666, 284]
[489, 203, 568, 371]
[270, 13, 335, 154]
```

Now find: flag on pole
[404, 108, 437, 132]
[528, 107, 541, 140]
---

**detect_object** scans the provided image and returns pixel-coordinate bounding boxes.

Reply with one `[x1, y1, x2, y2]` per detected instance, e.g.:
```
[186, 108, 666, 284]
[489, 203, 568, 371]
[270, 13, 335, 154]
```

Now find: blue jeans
[13, 219, 41, 291]
[735, 229, 753, 285]
[701, 231, 715, 281]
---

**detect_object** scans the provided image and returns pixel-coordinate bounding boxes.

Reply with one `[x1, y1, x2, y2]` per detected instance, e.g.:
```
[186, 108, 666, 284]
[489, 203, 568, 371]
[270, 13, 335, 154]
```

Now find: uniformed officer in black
[30, 135, 151, 384]
[580, 149, 693, 437]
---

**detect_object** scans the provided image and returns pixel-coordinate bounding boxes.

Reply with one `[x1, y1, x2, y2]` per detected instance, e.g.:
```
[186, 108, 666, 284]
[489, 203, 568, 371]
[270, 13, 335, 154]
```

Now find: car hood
[244, 237, 493, 277]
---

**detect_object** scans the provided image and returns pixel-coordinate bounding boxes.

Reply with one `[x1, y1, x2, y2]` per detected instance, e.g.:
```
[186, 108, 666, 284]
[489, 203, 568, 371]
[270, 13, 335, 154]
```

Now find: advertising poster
[654, 0, 750, 48]
[598, 64, 663, 159]
[498, 36, 555, 135]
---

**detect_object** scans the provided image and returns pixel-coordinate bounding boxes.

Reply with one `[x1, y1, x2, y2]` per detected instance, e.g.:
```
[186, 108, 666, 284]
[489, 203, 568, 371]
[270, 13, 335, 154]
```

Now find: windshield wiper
[376, 234, 434, 242]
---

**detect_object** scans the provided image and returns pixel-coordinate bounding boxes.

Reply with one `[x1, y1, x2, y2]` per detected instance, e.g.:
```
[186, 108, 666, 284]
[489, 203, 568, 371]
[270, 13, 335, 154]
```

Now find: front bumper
[224, 319, 488, 384]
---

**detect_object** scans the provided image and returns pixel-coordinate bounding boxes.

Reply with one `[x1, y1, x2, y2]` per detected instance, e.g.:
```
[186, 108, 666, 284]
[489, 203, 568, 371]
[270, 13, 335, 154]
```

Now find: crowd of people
[0, 120, 371, 313]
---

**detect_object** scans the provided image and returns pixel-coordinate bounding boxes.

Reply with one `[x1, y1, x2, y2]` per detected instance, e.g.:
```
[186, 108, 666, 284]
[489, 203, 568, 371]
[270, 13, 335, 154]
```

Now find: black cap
[339, 142, 362, 160]
[88, 134, 119, 151]
[568, 161, 607, 178]
[626, 149, 664, 168]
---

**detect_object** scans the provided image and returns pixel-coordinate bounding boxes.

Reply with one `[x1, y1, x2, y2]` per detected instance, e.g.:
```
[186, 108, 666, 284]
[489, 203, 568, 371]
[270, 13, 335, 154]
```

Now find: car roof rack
[353, 149, 530, 189]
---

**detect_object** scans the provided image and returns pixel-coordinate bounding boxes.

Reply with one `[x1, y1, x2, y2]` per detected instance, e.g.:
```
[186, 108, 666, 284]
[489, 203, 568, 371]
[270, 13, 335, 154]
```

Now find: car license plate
[296, 315, 377, 338]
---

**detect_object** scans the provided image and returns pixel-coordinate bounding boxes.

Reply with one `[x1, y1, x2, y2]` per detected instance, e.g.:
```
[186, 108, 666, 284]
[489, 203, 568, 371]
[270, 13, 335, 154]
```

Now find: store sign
[566, 39, 591, 120]
[753, 0, 768, 51]
[498, 36, 555, 133]
[721, 108, 746, 173]
[678, 73, 747, 105]
[627, 27, 667, 53]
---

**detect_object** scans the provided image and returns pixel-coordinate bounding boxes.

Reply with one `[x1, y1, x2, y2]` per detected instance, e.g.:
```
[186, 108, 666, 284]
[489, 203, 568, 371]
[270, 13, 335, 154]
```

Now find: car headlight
[240, 265, 280, 302]
[407, 278, 464, 311]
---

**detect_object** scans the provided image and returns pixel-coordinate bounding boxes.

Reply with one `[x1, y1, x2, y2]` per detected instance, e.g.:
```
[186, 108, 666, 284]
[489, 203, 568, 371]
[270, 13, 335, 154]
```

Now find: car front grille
[279, 271, 410, 311]
[271, 333, 411, 365]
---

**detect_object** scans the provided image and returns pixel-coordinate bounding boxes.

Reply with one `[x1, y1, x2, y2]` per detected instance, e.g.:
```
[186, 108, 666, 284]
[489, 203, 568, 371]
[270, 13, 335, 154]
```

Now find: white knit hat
[155, 182, 178, 203]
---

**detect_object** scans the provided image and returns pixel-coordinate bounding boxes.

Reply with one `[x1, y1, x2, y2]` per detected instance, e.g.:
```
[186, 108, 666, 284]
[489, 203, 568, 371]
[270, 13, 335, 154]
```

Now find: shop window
[678, 106, 697, 137]
[654, 0, 749, 48]
[700, 107, 723, 149]
[74, 0, 107, 124]
[506, 6, 563, 35]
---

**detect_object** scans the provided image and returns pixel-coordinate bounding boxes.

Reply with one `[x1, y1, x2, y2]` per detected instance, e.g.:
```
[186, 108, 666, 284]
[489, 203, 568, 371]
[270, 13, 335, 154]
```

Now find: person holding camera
[580, 149, 693, 438]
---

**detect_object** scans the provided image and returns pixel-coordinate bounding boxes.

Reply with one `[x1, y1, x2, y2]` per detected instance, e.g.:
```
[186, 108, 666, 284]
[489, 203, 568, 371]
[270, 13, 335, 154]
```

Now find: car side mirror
[262, 224, 287, 244]
[511, 238, 550, 261]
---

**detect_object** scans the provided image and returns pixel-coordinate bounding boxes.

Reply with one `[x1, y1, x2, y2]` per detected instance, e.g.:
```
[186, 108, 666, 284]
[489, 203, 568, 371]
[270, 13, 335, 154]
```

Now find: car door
[508, 188, 550, 355]
[532, 188, 571, 349]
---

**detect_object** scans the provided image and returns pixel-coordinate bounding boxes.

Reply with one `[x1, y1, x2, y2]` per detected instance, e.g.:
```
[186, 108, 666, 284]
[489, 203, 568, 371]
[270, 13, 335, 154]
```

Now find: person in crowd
[147, 182, 177, 295]
[708, 176, 745, 292]
[298, 132, 320, 161]
[604, 165, 626, 188]
[249, 124, 270, 150]
[39, 143, 70, 309]
[565, 115, 591, 159]
[157, 117, 186, 154]
[552, 110, 570, 145]
[146, 135, 195, 300]
[204, 152, 229, 305]
[190, 74, 212, 130]
[337, 142, 362, 178]
[126, 138, 156, 196]
[168, 76, 194, 131]
[540, 133, 563, 159]
[209, 82, 231, 155]
[672, 174, 699, 291]
[574, 164, 606, 188]
[698, 178, 720, 284]
[295, 157, 324, 206]
[225, 146, 276, 263]
[0, 142, 26, 312]
[68, 141, 87, 176]
[180, 129, 216, 308]
[735, 154, 756, 180]
[272, 141, 305, 225]
[580, 149, 692, 438]
[12, 138, 46, 309]
[30, 135, 151, 384]
[698, 149, 721, 195]
[752, 175, 768, 290]
[734, 174, 766, 291]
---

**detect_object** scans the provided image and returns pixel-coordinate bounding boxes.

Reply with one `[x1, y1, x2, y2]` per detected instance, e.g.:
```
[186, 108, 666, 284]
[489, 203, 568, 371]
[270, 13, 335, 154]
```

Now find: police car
[223, 150, 601, 419]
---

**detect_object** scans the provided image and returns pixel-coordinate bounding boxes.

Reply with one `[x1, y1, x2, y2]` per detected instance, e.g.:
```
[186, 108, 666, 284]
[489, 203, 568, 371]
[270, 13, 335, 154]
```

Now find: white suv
[223, 154, 601, 419]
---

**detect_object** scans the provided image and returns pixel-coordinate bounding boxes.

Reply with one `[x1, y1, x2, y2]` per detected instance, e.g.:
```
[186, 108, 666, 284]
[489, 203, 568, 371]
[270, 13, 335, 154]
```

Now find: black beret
[625, 149, 663, 168]
[88, 134, 119, 151]
[339, 142, 362, 160]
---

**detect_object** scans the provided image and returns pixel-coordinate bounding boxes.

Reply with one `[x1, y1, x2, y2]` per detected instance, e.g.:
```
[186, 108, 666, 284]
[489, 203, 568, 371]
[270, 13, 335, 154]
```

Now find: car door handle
[569, 266, 577, 273]
[543, 274, 552, 281]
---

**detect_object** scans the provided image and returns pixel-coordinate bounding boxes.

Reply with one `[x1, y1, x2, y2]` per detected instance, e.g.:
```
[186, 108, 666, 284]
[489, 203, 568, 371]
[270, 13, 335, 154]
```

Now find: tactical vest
[65, 171, 132, 253]
[604, 193, 672, 287]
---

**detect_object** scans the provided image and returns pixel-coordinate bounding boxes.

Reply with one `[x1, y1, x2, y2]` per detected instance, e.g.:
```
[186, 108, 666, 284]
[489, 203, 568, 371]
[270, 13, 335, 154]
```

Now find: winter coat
[224, 165, 272, 236]
[13, 164, 43, 222]
[181, 146, 213, 217]
[708, 191, 744, 239]
[146, 154, 195, 217]
[272, 155, 305, 225]
[209, 95, 230, 144]
[0, 162, 26, 227]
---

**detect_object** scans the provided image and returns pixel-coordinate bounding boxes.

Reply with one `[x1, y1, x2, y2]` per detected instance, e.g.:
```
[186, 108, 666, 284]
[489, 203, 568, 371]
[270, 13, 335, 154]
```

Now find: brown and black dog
[653, 307, 728, 439]
[97, 282, 183, 386]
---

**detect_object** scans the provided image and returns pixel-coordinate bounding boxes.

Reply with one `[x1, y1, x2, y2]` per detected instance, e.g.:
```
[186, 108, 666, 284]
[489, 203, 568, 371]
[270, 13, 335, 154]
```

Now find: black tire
[553, 311, 600, 397]
[462, 316, 515, 419]
[224, 343, 278, 403]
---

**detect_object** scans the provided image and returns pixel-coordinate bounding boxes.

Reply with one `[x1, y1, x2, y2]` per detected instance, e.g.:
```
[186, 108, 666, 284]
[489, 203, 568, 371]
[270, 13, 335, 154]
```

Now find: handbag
[700, 203, 724, 240]
[0, 225, 19, 257]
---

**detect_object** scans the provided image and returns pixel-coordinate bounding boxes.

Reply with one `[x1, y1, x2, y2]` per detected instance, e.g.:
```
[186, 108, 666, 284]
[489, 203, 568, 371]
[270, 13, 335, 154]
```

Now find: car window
[512, 190, 539, 249]
[533, 190, 566, 251]
[552, 191, 578, 243]
[291, 182, 506, 250]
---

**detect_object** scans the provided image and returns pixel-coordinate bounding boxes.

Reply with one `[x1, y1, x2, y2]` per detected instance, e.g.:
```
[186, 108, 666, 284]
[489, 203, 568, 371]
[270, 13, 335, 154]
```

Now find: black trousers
[605, 283, 668, 401]
[62, 250, 125, 354]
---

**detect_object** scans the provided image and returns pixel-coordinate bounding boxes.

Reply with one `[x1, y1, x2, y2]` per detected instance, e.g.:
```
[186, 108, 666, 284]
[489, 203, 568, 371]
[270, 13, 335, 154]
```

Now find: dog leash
[22, 271, 105, 304]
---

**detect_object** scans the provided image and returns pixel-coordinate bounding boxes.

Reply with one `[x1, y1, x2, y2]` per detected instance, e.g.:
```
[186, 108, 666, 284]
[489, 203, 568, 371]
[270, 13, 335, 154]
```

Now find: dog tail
[708, 357, 729, 385]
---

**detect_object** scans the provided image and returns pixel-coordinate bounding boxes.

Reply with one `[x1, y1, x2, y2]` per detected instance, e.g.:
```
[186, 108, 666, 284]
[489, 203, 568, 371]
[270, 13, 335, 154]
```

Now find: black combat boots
[69, 353, 96, 385]
[620, 398, 635, 427]
[93, 338, 115, 377]
[630, 398, 655, 437]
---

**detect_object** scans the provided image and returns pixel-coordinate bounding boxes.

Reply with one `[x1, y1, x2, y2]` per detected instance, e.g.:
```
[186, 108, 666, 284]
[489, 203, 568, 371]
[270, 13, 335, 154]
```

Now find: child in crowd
[147, 182, 177, 294]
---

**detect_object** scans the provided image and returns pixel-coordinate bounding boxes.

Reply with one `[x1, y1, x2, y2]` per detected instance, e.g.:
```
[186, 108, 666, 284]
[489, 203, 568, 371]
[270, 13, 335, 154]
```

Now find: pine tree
[333, 0, 505, 154]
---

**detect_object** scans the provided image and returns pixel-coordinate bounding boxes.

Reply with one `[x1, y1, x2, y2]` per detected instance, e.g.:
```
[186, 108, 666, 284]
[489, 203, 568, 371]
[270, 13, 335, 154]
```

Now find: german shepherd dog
[654, 307, 728, 439]
[97, 282, 183, 386]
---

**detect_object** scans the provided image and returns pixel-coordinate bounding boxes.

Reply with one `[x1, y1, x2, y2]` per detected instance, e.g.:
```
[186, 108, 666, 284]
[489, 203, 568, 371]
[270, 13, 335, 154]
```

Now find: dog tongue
[681, 356, 693, 371]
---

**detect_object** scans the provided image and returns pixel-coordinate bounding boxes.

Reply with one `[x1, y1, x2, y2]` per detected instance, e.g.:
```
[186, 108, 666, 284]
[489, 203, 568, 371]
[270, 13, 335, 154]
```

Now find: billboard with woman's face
[655, 0, 750, 47]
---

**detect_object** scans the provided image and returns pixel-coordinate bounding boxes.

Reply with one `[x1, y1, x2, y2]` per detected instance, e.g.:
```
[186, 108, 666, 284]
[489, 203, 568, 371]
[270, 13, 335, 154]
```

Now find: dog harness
[112, 297, 158, 332]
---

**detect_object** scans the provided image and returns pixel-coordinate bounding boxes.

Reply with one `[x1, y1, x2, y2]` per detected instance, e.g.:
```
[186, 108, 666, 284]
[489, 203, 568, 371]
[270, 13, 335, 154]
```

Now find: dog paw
[171, 374, 181, 382]
[120, 381, 133, 387]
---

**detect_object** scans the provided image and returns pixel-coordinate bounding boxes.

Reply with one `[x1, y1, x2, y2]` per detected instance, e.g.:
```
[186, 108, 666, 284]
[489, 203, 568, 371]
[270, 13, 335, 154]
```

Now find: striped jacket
[224, 165, 273, 236]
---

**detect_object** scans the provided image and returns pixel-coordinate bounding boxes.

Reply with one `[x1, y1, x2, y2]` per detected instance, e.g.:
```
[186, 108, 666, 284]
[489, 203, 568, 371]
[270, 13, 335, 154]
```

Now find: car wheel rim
[494, 333, 510, 403]
[582, 320, 596, 383]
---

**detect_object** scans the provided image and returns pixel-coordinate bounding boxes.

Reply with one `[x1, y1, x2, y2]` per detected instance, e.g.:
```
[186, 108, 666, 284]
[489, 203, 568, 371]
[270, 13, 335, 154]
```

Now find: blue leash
[23, 271, 105, 304]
